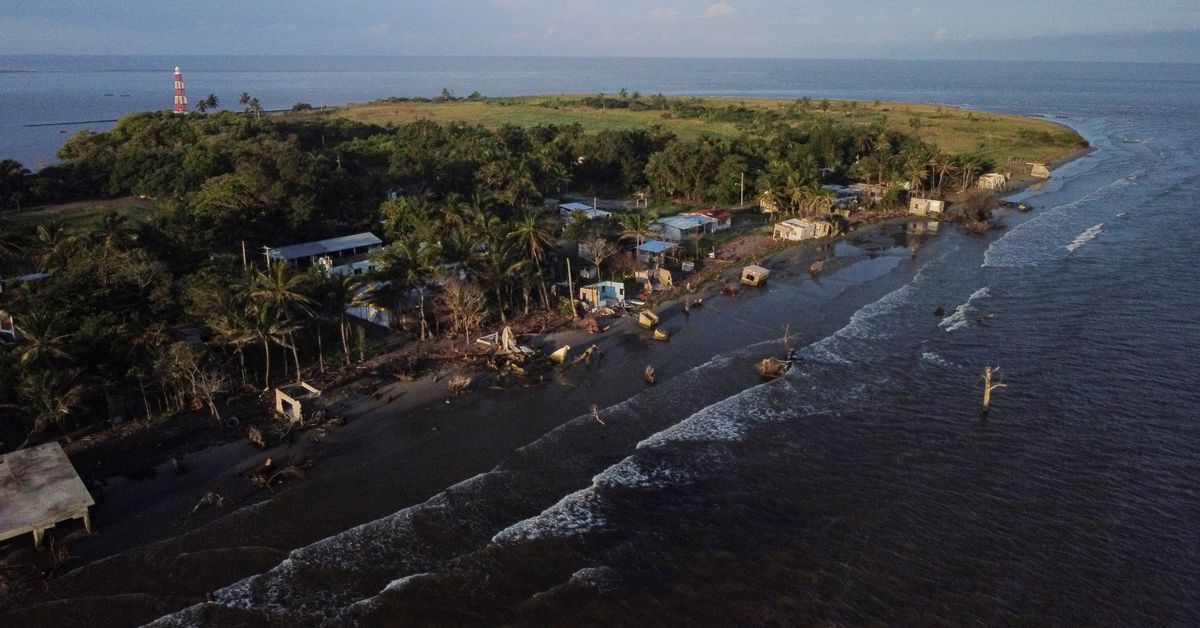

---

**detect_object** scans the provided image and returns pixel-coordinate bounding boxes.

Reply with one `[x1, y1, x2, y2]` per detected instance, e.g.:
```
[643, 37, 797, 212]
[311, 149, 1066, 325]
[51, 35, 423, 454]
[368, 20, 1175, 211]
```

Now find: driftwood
[981, 366, 1007, 414]
[809, 259, 826, 276]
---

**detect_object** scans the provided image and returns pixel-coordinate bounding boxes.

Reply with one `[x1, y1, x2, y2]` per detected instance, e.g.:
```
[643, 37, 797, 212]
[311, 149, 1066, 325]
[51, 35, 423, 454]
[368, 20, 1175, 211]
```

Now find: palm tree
[19, 369, 85, 441]
[473, 239, 526, 324]
[616, 210, 656, 248]
[33, 223, 77, 272]
[507, 210, 556, 310]
[245, 304, 299, 389]
[249, 263, 315, 380]
[15, 312, 72, 368]
[91, 211, 134, 249]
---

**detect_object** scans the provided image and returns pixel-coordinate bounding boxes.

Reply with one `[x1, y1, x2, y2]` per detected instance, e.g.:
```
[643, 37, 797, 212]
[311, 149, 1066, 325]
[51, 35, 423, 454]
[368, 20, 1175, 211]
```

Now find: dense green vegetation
[0, 95, 1082, 449]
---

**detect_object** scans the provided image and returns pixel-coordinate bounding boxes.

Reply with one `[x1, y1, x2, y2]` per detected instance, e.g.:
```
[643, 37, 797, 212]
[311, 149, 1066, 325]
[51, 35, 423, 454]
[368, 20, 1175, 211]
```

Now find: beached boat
[638, 310, 660, 329]
[757, 356, 790, 379]
[653, 328, 669, 341]
[549, 345, 570, 364]
[741, 264, 770, 287]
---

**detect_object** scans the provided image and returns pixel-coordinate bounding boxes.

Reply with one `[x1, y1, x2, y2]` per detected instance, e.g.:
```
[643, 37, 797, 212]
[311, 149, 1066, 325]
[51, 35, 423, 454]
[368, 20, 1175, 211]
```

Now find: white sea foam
[921, 352, 958, 369]
[939, 286, 990, 333]
[983, 170, 1139, 268]
[594, 455, 699, 490]
[492, 488, 608, 543]
[1066, 223, 1103, 253]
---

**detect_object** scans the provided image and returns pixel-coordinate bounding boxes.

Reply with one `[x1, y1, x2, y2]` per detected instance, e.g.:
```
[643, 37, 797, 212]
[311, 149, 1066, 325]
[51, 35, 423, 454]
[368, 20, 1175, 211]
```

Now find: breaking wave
[1066, 223, 1103, 254]
[939, 286, 990, 333]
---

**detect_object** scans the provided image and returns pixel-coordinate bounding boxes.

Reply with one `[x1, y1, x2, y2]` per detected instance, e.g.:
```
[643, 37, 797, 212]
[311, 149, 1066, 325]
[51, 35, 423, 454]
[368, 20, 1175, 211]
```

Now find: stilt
[83, 509, 93, 535]
[32, 527, 44, 549]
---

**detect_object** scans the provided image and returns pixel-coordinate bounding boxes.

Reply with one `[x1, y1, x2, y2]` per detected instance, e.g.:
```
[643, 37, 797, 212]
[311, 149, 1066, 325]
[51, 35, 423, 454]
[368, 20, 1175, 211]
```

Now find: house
[636, 239, 680, 265]
[977, 172, 1008, 191]
[266, 232, 383, 277]
[850, 182, 888, 203]
[345, 281, 392, 328]
[681, 210, 732, 231]
[559, 202, 611, 221]
[0, 442, 94, 548]
[908, 198, 946, 216]
[741, 265, 770, 286]
[275, 382, 323, 424]
[579, 281, 626, 309]
[652, 214, 717, 242]
[773, 218, 833, 241]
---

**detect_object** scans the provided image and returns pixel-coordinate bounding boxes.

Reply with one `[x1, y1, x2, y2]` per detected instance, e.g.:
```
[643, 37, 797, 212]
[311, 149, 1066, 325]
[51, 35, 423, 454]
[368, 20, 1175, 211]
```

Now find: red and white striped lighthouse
[172, 66, 189, 114]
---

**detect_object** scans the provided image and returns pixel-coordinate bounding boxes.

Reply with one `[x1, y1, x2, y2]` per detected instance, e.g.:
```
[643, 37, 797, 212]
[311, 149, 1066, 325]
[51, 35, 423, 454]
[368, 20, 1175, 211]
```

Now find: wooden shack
[0, 442, 94, 548]
[741, 264, 770, 287]
[275, 382, 322, 424]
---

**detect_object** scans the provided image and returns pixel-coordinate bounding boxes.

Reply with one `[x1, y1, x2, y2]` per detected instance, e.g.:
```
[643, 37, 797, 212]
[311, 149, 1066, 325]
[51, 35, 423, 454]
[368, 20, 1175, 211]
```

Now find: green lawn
[0, 197, 160, 232]
[286, 95, 1083, 164]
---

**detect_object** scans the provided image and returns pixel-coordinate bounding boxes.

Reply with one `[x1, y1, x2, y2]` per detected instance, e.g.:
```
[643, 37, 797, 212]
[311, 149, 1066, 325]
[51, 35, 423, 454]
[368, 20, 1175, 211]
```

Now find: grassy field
[284, 95, 1083, 165]
[0, 197, 160, 231]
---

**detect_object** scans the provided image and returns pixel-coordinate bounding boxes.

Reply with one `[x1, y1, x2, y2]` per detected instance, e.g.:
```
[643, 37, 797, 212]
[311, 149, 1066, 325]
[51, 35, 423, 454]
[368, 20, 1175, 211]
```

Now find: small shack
[682, 210, 732, 231]
[652, 214, 717, 242]
[1030, 162, 1050, 178]
[908, 198, 946, 216]
[579, 281, 626, 309]
[977, 172, 1008, 191]
[635, 267, 673, 293]
[638, 310, 660, 329]
[636, 239, 680, 265]
[275, 382, 322, 424]
[0, 442, 94, 548]
[741, 264, 770, 286]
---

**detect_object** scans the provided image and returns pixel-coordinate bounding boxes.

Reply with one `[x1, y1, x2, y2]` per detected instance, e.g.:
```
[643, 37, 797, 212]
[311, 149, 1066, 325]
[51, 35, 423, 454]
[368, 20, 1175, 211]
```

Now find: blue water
[3, 57, 1198, 625]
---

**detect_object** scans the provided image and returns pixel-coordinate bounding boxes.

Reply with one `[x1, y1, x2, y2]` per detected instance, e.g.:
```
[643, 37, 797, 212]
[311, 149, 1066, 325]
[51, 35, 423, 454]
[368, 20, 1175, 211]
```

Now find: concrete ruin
[0, 442, 94, 548]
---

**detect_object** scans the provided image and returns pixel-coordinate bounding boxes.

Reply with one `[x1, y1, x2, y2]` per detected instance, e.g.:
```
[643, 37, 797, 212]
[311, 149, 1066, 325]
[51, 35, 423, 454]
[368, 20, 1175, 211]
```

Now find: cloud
[701, 2, 733, 18]
[934, 26, 948, 41]
[647, 7, 678, 21]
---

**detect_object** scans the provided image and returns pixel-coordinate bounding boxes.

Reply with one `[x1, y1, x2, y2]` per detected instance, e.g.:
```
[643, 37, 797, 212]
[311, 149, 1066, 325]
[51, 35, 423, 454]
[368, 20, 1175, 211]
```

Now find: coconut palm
[15, 312, 72, 368]
[249, 263, 315, 380]
[90, 211, 135, 249]
[616, 210, 656, 247]
[19, 369, 86, 440]
[507, 210, 556, 310]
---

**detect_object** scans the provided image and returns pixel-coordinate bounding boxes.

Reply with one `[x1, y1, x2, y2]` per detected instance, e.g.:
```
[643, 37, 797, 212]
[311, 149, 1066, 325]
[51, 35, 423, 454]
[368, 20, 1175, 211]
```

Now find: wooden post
[981, 366, 1007, 414]
[566, 258, 578, 319]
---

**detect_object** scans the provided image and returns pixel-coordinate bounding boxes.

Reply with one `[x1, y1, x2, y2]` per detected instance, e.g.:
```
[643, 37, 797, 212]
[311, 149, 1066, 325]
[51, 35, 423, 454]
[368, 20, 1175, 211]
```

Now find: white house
[908, 198, 945, 216]
[266, 232, 383, 277]
[579, 281, 626, 309]
[773, 218, 833, 241]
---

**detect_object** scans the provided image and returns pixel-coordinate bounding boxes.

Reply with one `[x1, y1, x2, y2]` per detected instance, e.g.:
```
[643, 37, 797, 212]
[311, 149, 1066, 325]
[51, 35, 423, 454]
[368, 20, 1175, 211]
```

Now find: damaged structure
[274, 382, 323, 424]
[0, 442, 94, 548]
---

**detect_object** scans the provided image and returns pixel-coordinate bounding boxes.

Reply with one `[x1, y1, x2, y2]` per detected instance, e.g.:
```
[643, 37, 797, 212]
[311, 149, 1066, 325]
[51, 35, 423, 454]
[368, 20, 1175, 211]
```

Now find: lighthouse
[173, 66, 189, 114]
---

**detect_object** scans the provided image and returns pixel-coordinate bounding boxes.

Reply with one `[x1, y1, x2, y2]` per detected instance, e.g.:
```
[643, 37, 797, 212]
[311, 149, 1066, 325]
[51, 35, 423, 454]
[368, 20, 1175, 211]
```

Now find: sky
[1, 1, 1198, 62]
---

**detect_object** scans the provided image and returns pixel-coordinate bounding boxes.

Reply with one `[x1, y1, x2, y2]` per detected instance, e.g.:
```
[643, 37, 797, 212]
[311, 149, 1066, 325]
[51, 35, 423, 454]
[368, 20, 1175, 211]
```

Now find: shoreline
[1, 120, 1093, 625]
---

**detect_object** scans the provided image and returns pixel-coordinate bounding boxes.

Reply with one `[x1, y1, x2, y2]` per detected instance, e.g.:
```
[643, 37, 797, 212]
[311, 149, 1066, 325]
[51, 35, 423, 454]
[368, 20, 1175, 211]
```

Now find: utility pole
[565, 258, 578, 319]
[740, 172, 745, 207]
[241, 241, 248, 268]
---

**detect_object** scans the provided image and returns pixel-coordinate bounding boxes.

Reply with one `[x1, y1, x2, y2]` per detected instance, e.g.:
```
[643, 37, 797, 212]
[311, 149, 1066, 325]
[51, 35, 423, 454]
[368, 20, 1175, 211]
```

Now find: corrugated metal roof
[637, 240, 677, 253]
[269, 232, 382, 261]
[656, 214, 715, 230]
[559, 202, 594, 212]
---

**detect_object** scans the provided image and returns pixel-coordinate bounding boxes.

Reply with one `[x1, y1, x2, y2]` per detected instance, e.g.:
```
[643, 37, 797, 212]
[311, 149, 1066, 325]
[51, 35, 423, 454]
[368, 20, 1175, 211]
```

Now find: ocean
[4, 57, 1199, 625]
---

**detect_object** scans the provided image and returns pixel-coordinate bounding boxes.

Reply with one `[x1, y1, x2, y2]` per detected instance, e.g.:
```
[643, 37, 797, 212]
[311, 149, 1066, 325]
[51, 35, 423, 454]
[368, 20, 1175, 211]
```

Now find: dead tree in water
[981, 366, 1007, 414]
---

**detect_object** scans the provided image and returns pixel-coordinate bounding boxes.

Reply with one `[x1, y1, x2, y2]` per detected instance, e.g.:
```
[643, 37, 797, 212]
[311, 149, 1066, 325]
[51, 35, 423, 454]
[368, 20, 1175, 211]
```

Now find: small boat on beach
[757, 356, 790, 379]
[653, 328, 669, 341]
[549, 345, 570, 364]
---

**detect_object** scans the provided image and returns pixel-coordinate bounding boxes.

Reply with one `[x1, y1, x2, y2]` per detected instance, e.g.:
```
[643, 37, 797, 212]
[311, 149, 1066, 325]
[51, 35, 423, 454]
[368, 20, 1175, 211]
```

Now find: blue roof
[637, 240, 676, 254]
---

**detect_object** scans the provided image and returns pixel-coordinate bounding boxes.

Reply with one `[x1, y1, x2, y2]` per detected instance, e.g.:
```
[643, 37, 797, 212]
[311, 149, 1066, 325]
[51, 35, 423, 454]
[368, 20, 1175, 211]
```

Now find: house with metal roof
[636, 239, 680, 265]
[265, 232, 383, 277]
[652, 214, 718, 242]
[558, 202, 612, 221]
